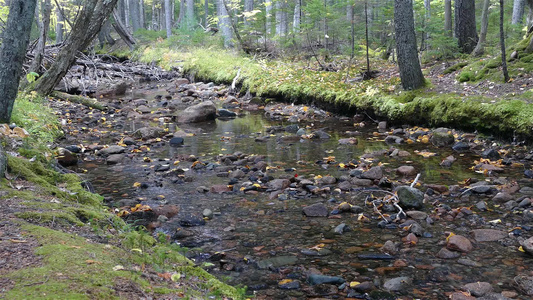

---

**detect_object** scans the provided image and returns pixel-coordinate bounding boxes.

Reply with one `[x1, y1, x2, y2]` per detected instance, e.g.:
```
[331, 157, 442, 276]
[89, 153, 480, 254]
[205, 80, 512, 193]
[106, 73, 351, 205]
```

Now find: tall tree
[276, 0, 288, 37]
[455, 0, 478, 53]
[186, 0, 195, 28]
[293, 0, 301, 33]
[165, 0, 172, 37]
[32, 0, 120, 95]
[56, 4, 64, 43]
[0, 0, 38, 123]
[29, 0, 52, 74]
[265, 0, 272, 35]
[217, 0, 233, 47]
[444, 0, 452, 36]
[501, 0, 510, 82]
[512, 0, 526, 24]
[130, 0, 142, 31]
[394, 0, 425, 90]
[244, 0, 254, 26]
[472, 0, 490, 57]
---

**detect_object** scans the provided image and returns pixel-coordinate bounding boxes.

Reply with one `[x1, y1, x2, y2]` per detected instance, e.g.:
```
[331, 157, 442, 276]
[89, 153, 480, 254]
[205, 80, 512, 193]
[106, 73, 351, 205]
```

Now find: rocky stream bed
[49, 73, 533, 300]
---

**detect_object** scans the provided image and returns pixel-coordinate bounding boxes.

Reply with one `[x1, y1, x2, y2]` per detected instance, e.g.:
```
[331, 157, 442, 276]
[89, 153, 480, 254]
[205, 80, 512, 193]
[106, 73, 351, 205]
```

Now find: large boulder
[175, 101, 217, 123]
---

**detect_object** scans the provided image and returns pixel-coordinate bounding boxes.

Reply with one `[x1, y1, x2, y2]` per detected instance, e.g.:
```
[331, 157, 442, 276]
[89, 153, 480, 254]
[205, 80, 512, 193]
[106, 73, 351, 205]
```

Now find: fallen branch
[51, 91, 106, 110]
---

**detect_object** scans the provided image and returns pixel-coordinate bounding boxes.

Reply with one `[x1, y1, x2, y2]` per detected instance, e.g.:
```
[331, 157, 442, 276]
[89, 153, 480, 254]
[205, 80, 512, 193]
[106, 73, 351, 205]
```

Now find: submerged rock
[396, 186, 424, 210]
[307, 274, 345, 285]
[302, 203, 328, 217]
[447, 235, 473, 253]
[383, 276, 412, 292]
[256, 256, 298, 269]
[471, 229, 507, 242]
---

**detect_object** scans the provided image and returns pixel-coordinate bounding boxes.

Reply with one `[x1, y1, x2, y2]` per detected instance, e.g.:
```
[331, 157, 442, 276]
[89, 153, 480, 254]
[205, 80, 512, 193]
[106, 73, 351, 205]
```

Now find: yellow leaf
[173, 160, 180, 165]
[446, 232, 455, 242]
[279, 279, 293, 285]
[349, 281, 361, 287]
[133, 182, 141, 188]
[518, 246, 525, 253]
[131, 248, 143, 254]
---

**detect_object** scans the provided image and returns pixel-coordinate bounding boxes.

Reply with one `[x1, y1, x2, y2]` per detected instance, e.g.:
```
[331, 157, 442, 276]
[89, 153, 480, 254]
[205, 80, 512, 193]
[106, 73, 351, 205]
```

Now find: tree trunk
[265, 0, 272, 35]
[217, 0, 233, 47]
[205, 0, 209, 27]
[276, 0, 287, 37]
[0, 0, 37, 123]
[472, 0, 490, 57]
[244, 0, 253, 26]
[526, 0, 533, 29]
[165, 0, 172, 37]
[501, 0, 510, 82]
[117, 0, 126, 24]
[32, 0, 120, 95]
[293, 0, 301, 33]
[512, 0, 526, 24]
[186, 0, 194, 28]
[112, 9, 136, 48]
[177, 0, 185, 26]
[124, 0, 131, 29]
[55, 4, 64, 43]
[455, 0, 478, 53]
[130, 0, 141, 31]
[444, 0, 452, 36]
[29, 0, 52, 74]
[139, 0, 145, 28]
[97, 20, 116, 48]
[394, 0, 425, 90]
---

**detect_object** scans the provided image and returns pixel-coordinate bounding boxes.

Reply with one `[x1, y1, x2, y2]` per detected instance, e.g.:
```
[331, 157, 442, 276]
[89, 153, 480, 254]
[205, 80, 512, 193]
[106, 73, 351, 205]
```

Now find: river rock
[452, 142, 471, 152]
[268, 179, 290, 190]
[520, 236, 533, 255]
[56, 148, 78, 167]
[106, 154, 124, 165]
[463, 282, 493, 296]
[384, 135, 403, 144]
[396, 186, 424, 210]
[179, 215, 206, 227]
[256, 256, 298, 269]
[380, 240, 399, 255]
[210, 185, 232, 193]
[285, 124, 299, 133]
[350, 178, 373, 186]
[170, 137, 184, 146]
[396, 166, 416, 176]
[482, 149, 501, 160]
[449, 292, 476, 300]
[303, 203, 328, 217]
[406, 210, 427, 220]
[202, 208, 213, 219]
[471, 229, 507, 242]
[278, 280, 301, 290]
[318, 176, 336, 185]
[514, 275, 533, 295]
[437, 247, 461, 259]
[338, 138, 358, 145]
[361, 166, 383, 180]
[383, 276, 412, 292]
[311, 130, 330, 139]
[97, 145, 125, 156]
[173, 78, 189, 86]
[133, 127, 164, 140]
[447, 235, 473, 253]
[218, 108, 237, 118]
[492, 192, 513, 203]
[431, 129, 455, 147]
[307, 274, 345, 285]
[175, 101, 217, 123]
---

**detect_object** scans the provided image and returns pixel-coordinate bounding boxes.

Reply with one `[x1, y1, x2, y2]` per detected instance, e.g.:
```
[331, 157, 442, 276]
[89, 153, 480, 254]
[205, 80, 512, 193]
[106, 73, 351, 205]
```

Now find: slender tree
[501, 0, 510, 82]
[29, 0, 52, 74]
[394, 0, 425, 90]
[444, 0, 452, 36]
[472, 0, 491, 57]
[186, 0, 195, 28]
[0, 0, 38, 123]
[165, 0, 172, 37]
[217, 0, 234, 47]
[512, 0, 526, 24]
[56, 4, 64, 43]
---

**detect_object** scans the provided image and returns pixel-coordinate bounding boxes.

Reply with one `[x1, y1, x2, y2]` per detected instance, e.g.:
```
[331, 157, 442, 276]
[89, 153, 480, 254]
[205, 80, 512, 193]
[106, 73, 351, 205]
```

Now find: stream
[55, 79, 533, 299]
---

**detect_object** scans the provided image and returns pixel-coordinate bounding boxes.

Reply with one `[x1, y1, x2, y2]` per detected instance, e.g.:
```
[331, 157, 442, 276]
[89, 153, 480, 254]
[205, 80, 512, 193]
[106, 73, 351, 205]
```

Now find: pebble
[463, 282, 493, 296]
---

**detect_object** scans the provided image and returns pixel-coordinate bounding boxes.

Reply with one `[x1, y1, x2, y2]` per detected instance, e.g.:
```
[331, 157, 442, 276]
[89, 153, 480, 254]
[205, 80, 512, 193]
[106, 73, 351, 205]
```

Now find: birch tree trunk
[177, 0, 185, 26]
[244, 0, 253, 26]
[293, 0, 301, 33]
[130, 0, 142, 31]
[186, 0, 195, 28]
[265, 0, 272, 35]
[472, 0, 490, 56]
[205, 0, 209, 27]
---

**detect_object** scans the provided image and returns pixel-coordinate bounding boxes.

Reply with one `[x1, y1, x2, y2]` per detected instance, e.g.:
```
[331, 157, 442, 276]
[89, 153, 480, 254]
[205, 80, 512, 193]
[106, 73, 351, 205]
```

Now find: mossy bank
[0, 93, 245, 299]
[136, 43, 533, 138]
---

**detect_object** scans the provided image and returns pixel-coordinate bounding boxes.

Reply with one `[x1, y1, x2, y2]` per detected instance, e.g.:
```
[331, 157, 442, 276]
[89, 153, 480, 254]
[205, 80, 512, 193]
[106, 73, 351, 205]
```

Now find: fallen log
[51, 91, 106, 110]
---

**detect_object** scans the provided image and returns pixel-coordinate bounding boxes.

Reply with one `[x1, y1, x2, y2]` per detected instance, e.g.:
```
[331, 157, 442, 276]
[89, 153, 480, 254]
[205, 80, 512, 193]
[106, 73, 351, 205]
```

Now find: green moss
[443, 62, 468, 74]
[7, 157, 103, 206]
[458, 70, 475, 82]
[15, 211, 84, 226]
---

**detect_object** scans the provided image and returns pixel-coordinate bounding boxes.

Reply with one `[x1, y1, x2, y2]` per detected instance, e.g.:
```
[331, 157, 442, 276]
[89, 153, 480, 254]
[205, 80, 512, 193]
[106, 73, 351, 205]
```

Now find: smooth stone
[202, 209, 213, 219]
[338, 138, 358, 145]
[492, 192, 514, 203]
[256, 256, 298, 269]
[361, 166, 383, 180]
[513, 275, 533, 296]
[396, 186, 424, 210]
[383, 276, 412, 292]
[471, 229, 507, 242]
[447, 235, 473, 253]
[278, 280, 301, 290]
[463, 282, 493, 296]
[302, 203, 328, 217]
[311, 130, 330, 139]
[97, 145, 125, 156]
[520, 236, 533, 255]
[178, 215, 206, 227]
[431, 130, 455, 147]
[217, 108, 237, 118]
[406, 210, 427, 220]
[56, 148, 78, 167]
[481, 149, 501, 160]
[307, 274, 345, 286]
[106, 154, 124, 165]
[175, 101, 217, 123]
[449, 292, 476, 300]
[133, 127, 164, 140]
[437, 247, 461, 259]
[169, 137, 184, 146]
[396, 165, 417, 176]
[452, 142, 470, 152]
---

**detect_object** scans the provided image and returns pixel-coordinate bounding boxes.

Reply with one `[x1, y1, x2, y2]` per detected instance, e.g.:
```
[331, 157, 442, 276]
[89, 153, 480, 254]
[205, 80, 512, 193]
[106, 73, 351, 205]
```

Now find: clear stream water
[63, 84, 532, 299]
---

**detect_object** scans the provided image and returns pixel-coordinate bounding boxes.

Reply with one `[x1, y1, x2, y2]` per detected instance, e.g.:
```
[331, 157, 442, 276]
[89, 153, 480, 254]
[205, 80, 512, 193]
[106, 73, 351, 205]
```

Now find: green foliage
[458, 70, 475, 82]
[443, 62, 468, 74]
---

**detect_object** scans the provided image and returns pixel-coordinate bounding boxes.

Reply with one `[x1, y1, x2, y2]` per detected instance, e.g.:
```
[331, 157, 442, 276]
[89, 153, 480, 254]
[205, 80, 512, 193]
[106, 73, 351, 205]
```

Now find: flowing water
[61, 83, 533, 299]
